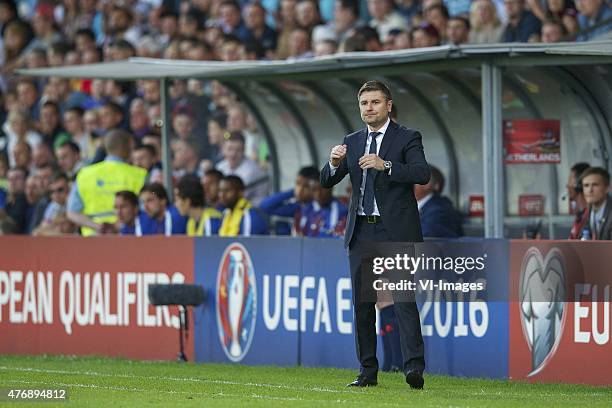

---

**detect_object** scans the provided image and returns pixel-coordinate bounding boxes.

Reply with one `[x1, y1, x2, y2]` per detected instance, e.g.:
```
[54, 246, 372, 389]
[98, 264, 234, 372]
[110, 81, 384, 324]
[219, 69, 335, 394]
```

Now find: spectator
[16, 79, 40, 120]
[129, 99, 151, 140]
[425, 4, 450, 42]
[132, 144, 161, 183]
[39, 171, 70, 228]
[172, 139, 200, 179]
[4, 166, 29, 233]
[55, 140, 83, 180]
[207, 114, 228, 165]
[138, 182, 187, 235]
[1, 20, 34, 79]
[541, 19, 566, 42]
[287, 27, 314, 59]
[412, 22, 441, 46]
[105, 6, 140, 47]
[276, 0, 299, 59]
[99, 101, 125, 135]
[67, 129, 147, 236]
[314, 38, 338, 56]
[174, 174, 222, 236]
[576, 0, 612, 41]
[545, 0, 579, 38]
[501, 0, 541, 42]
[32, 143, 55, 169]
[216, 131, 269, 205]
[580, 167, 612, 240]
[38, 101, 64, 147]
[12, 141, 32, 170]
[368, 0, 408, 42]
[414, 165, 463, 238]
[202, 168, 224, 210]
[113, 190, 140, 235]
[240, 2, 277, 59]
[305, 183, 348, 237]
[219, 0, 247, 37]
[567, 162, 590, 239]
[313, 0, 363, 44]
[63, 107, 94, 162]
[218, 175, 268, 236]
[396, 0, 421, 22]
[295, 0, 323, 33]
[260, 166, 318, 235]
[446, 15, 471, 44]
[469, 0, 505, 43]
[2, 107, 42, 167]
[393, 29, 412, 48]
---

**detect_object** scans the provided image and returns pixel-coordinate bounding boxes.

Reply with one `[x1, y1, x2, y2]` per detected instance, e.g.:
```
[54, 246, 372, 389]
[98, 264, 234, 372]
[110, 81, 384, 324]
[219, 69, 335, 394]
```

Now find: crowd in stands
[0, 0, 609, 236]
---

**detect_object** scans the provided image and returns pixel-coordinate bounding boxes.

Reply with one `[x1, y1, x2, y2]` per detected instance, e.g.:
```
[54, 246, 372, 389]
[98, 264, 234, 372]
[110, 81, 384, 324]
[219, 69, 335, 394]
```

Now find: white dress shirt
[330, 118, 391, 216]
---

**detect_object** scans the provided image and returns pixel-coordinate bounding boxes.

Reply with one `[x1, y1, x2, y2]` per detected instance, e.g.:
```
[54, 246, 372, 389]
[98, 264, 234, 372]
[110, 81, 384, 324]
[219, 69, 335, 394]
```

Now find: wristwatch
[383, 160, 392, 173]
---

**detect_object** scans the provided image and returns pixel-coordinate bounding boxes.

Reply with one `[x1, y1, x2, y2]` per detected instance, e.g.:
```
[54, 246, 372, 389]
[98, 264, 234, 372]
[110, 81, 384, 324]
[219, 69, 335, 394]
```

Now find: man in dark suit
[581, 167, 612, 240]
[415, 165, 463, 238]
[320, 80, 430, 389]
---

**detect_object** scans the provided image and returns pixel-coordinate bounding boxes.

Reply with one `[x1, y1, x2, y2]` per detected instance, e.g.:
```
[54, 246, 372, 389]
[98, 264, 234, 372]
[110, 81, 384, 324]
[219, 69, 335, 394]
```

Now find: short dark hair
[358, 80, 392, 101]
[449, 15, 470, 30]
[50, 171, 69, 184]
[65, 106, 84, 117]
[571, 162, 590, 180]
[115, 190, 139, 207]
[75, 28, 96, 41]
[338, 0, 359, 16]
[176, 174, 205, 207]
[135, 144, 156, 157]
[102, 101, 124, 116]
[42, 100, 60, 114]
[222, 175, 245, 191]
[429, 165, 445, 193]
[298, 166, 319, 181]
[205, 169, 224, 180]
[581, 167, 610, 186]
[140, 182, 169, 203]
[425, 4, 449, 19]
[57, 140, 80, 154]
[226, 131, 245, 144]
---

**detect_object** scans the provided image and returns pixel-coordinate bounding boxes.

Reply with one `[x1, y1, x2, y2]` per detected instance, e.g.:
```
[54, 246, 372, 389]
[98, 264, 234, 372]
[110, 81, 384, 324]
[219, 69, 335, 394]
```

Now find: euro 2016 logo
[216, 243, 257, 362]
[519, 247, 567, 376]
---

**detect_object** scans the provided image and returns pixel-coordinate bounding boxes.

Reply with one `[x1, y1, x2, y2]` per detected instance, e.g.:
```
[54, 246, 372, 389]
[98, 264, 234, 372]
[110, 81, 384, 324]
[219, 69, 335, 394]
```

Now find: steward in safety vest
[67, 129, 146, 236]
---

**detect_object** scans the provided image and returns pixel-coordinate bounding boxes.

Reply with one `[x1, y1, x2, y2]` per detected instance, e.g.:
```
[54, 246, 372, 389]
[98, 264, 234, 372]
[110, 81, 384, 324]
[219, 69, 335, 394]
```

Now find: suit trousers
[348, 217, 426, 379]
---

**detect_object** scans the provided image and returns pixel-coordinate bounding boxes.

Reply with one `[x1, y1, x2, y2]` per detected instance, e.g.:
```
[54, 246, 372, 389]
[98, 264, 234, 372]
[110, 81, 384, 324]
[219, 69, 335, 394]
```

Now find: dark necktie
[362, 132, 379, 216]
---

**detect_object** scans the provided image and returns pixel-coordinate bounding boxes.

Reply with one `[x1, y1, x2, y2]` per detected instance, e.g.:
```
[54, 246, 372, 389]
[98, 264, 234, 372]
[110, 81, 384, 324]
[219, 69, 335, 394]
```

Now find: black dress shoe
[347, 376, 378, 387]
[405, 369, 424, 389]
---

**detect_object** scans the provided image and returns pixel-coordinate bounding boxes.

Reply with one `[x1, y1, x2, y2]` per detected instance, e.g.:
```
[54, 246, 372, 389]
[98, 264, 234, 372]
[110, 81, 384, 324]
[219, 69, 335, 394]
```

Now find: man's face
[295, 1, 318, 28]
[222, 140, 245, 169]
[221, 4, 241, 29]
[314, 185, 333, 207]
[173, 192, 190, 216]
[49, 178, 69, 206]
[447, 19, 468, 44]
[63, 111, 83, 135]
[132, 149, 154, 170]
[55, 146, 80, 173]
[173, 114, 194, 138]
[140, 191, 166, 219]
[367, 0, 388, 20]
[114, 196, 138, 224]
[25, 176, 41, 203]
[17, 83, 38, 107]
[244, 4, 264, 29]
[7, 169, 26, 194]
[295, 175, 315, 203]
[358, 90, 392, 128]
[40, 106, 59, 133]
[577, 0, 603, 18]
[219, 180, 241, 209]
[542, 23, 562, 43]
[334, 2, 354, 31]
[99, 106, 121, 131]
[203, 174, 220, 205]
[582, 174, 609, 207]
[13, 143, 31, 168]
[504, 0, 523, 19]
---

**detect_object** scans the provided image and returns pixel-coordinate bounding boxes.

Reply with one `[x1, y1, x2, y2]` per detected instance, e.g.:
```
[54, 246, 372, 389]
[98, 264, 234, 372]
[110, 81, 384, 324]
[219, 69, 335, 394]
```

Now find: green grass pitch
[0, 355, 610, 407]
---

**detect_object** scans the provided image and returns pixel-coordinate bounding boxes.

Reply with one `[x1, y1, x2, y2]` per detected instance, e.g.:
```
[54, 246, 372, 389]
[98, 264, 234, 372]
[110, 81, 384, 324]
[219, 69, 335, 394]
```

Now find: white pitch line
[0, 366, 357, 395]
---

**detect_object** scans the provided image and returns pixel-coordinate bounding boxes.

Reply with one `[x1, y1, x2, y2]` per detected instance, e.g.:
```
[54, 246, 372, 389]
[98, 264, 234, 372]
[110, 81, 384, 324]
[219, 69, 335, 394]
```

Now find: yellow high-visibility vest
[77, 160, 146, 236]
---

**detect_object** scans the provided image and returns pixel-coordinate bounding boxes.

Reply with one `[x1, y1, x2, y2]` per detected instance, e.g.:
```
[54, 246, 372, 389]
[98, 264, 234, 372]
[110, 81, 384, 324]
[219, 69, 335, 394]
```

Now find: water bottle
[580, 226, 591, 241]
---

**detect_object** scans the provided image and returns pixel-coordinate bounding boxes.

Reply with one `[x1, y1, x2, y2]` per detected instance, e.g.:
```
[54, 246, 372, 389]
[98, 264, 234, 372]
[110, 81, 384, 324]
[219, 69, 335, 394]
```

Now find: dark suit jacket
[320, 121, 430, 248]
[593, 196, 612, 240]
[420, 193, 463, 238]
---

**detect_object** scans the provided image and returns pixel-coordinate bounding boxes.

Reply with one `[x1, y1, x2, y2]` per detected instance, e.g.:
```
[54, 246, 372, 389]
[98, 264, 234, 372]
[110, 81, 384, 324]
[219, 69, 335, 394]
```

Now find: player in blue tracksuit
[259, 166, 319, 235]
[137, 183, 187, 235]
[303, 185, 347, 238]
